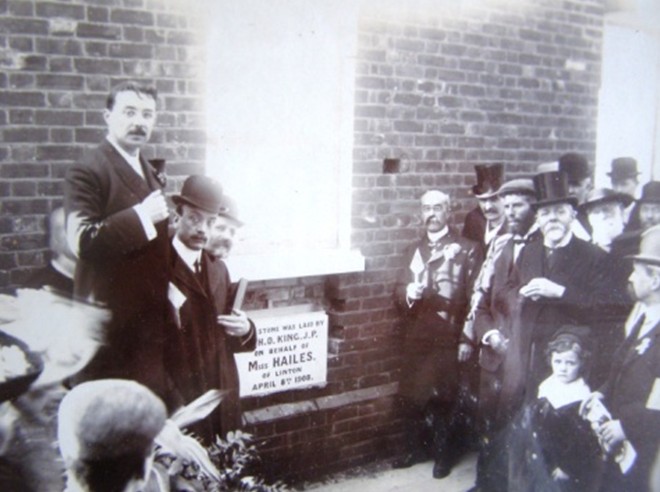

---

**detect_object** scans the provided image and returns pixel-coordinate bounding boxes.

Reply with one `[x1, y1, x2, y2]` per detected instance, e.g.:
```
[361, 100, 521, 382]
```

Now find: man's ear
[102, 108, 111, 125]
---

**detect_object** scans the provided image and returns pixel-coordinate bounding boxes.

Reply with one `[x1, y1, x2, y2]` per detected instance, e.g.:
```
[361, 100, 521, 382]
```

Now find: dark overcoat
[499, 235, 609, 420]
[64, 140, 171, 402]
[600, 319, 660, 492]
[395, 229, 482, 404]
[165, 248, 256, 441]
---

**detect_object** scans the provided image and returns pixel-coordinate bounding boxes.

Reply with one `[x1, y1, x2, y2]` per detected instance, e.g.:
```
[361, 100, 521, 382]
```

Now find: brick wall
[239, 0, 605, 484]
[0, 0, 206, 289]
[0, 0, 605, 486]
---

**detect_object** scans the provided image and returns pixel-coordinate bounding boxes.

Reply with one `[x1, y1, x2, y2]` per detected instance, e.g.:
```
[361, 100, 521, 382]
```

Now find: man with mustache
[206, 195, 242, 260]
[394, 190, 482, 479]
[501, 171, 610, 415]
[64, 81, 172, 403]
[166, 175, 255, 443]
[463, 164, 506, 258]
[581, 225, 660, 492]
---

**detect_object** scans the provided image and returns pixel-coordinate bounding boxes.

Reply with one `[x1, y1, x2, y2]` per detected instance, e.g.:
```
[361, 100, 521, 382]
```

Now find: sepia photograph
[0, 0, 659, 490]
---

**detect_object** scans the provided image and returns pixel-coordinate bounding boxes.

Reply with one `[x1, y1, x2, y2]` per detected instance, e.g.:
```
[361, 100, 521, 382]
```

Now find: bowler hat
[172, 175, 224, 214]
[627, 224, 660, 267]
[578, 187, 633, 213]
[639, 181, 660, 204]
[57, 379, 166, 461]
[472, 163, 504, 198]
[558, 153, 591, 184]
[218, 194, 243, 226]
[498, 178, 535, 198]
[532, 171, 578, 209]
[607, 157, 639, 181]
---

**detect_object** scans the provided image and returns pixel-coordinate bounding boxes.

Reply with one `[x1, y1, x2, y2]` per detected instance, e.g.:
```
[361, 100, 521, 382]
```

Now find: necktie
[194, 259, 204, 285]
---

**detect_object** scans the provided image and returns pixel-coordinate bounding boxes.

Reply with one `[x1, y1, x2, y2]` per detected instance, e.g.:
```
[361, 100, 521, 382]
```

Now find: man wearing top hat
[609, 157, 641, 232]
[501, 171, 610, 414]
[581, 225, 660, 492]
[166, 175, 256, 443]
[64, 81, 171, 402]
[462, 164, 506, 257]
[558, 152, 593, 240]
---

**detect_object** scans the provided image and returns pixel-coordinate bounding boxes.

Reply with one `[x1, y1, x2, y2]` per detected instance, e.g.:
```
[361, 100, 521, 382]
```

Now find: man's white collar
[172, 236, 201, 272]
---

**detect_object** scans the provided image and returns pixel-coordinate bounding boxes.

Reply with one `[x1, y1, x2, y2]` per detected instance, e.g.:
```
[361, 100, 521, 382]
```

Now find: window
[204, 1, 363, 280]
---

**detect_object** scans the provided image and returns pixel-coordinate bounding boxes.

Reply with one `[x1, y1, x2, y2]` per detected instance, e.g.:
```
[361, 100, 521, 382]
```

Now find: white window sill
[224, 249, 365, 282]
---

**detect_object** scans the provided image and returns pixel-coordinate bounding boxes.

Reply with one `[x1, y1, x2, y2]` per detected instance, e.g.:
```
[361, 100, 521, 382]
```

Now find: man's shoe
[392, 453, 416, 469]
[432, 458, 451, 479]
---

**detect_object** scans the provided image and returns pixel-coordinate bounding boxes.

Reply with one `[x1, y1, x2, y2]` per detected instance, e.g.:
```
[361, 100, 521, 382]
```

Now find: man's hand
[217, 309, 250, 337]
[519, 277, 565, 300]
[487, 331, 508, 355]
[579, 391, 605, 419]
[141, 190, 169, 224]
[458, 342, 473, 362]
[406, 282, 424, 302]
[598, 419, 626, 450]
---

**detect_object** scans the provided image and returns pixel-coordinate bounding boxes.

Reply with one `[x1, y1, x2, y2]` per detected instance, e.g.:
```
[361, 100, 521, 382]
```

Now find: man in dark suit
[502, 171, 610, 415]
[64, 81, 171, 403]
[462, 163, 506, 257]
[558, 152, 593, 240]
[394, 190, 482, 478]
[582, 225, 660, 492]
[166, 175, 256, 443]
[464, 178, 539, 492]
[608, 157, 641, 232]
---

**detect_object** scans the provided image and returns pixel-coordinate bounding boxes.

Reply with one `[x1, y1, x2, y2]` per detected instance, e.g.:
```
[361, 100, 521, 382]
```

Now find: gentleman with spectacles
[393, 190, 482, 479]
[166, 175, 255, 444]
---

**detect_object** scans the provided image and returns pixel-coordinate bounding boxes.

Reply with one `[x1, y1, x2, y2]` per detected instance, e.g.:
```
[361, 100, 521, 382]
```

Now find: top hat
[627, 224, 660, 267]
[532, 171, 578, 209]
[57, 379, 166, 461]
[472, 163, 504, 198]
[558, 153, 591, 184]
[172, 175, 224, 214]
[607, 157, 639, 181]
[578, 187, 633, 213]
[218, 194, 243, 226]
[497, 178, 536, 198]
[639, 181, 660, 204]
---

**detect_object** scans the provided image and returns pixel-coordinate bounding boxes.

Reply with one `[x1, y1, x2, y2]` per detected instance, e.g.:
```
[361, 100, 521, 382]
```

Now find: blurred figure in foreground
[25, 207, 76, 296]
[57, 379, 166, 492]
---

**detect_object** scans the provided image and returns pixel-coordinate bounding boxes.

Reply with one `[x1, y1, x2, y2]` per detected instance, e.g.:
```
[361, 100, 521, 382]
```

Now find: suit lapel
[101, 141, 153, 200]
[172, 248, 207, 299]
[622, 320, 660, 367]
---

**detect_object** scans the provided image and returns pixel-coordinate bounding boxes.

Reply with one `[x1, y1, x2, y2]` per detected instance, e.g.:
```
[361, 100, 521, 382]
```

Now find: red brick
[110, 8, 153, 26]
[74, 58, 121, 74]
[76, 22, 121, 39]
[36, 2, 84, 19]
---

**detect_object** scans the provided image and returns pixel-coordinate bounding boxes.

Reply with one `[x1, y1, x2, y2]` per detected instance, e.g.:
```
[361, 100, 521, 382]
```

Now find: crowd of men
[395, 156, 660, 491]
[1, 78, 659, 491]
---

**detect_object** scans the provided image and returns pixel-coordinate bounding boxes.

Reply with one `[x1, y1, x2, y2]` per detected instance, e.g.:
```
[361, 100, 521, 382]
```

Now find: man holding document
[581, 224, 660, 492]
[166, 174, 256, 443]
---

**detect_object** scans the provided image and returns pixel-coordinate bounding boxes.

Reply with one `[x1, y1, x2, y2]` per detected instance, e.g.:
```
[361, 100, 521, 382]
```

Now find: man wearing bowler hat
[501, 171, 609, 414]
[581, 225, 660, 492]
[463, 164, 506, 257]
[639, 182, 660, 232]
[206, 194, 243, 260]
[166, 175, 256, 443]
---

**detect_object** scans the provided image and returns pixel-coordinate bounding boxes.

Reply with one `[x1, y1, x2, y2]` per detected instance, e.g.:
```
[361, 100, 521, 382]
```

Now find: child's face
[551, 349, 581, 383]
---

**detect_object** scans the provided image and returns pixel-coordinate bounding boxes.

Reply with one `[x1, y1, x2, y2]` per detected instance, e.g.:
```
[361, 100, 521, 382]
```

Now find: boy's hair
[545, 332, 592, 375]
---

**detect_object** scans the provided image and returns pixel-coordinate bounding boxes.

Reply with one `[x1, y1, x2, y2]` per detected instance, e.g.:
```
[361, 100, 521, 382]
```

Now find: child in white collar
[508, 327, 601, 492]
